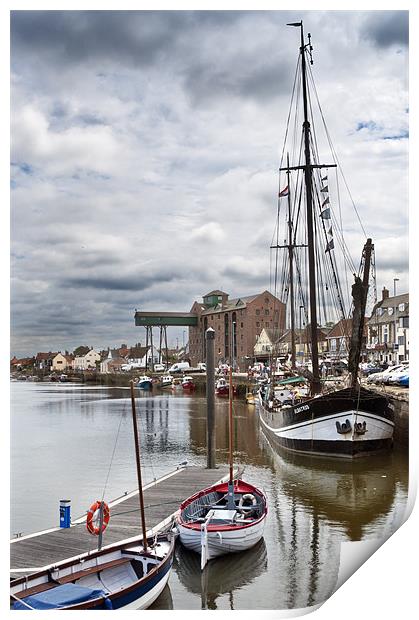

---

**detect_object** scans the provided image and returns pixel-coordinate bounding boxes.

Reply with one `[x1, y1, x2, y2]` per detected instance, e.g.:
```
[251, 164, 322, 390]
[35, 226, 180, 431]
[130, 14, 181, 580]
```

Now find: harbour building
[188, 290, 286, 368]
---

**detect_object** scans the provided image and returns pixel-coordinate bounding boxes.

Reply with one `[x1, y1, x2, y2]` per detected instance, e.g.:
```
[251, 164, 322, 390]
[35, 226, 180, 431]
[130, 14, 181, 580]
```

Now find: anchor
[354, 421, 367, 435]
[336, 419, 352, 434]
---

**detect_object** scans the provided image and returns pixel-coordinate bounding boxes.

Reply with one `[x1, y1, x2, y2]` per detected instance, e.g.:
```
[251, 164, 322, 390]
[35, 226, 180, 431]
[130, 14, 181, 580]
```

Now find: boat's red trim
[177, 480, 268, 531]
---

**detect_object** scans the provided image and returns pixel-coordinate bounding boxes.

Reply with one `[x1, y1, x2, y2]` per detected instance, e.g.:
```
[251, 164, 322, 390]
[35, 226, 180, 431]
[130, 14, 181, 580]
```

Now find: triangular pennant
[321, 197, 330, 207]
[320, 208, 331, 219]
[278, 186, 289, 197]
[321, 175, 328, 182]
[328, 225, 333, 236]
[325, 239, 335, 253]
[321, 186, 329, 193]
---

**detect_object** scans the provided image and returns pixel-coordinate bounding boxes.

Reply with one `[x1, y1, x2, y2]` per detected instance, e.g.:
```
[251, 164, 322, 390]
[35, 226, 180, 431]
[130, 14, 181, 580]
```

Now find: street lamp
[182, 330, 186, 349]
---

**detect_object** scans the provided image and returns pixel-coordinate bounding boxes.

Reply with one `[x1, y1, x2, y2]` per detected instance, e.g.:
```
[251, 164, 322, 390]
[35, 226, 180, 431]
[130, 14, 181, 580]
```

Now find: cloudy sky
[10, 9, 408, 357]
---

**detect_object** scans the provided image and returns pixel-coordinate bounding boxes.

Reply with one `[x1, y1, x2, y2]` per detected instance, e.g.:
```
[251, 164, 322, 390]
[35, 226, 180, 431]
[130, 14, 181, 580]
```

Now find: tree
[73, 345, 90, 357]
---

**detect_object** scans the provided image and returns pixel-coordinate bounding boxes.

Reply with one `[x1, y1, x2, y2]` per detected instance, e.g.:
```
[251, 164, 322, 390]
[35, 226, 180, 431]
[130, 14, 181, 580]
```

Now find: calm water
[10, 381, 409, 610]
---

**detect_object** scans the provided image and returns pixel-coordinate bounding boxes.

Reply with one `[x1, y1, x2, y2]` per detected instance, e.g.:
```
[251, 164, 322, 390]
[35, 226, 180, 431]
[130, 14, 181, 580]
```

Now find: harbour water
[11, 381, 409, 610]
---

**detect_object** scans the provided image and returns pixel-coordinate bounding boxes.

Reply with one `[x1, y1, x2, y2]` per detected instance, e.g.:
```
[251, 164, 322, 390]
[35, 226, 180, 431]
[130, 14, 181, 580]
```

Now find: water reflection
[175, 540, 268, 610]
[148, 584, 174, 610]
[11, 383, 409, 610]
[260, 430, 408, 541]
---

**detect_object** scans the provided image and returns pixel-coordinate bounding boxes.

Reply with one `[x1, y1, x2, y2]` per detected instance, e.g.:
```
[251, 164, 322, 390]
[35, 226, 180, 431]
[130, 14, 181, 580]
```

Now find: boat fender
[238, 493, 257, 511]
[335, 420, 352, 434]
[104, 598, 113, 610]
[86, 500, 110, 535]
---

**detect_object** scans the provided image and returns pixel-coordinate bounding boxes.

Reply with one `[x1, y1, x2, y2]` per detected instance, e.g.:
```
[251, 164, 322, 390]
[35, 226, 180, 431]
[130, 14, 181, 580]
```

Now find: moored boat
[177, 369, 267, 568]
[257, 22, 394, 459]
[136, 375, 153, 390]
[10, 381, 175, 609]
[215, 377, 236, 397]
[181, 376, 195, 390]
[159, 375, 173, 388]
[10, 534, 174, 610]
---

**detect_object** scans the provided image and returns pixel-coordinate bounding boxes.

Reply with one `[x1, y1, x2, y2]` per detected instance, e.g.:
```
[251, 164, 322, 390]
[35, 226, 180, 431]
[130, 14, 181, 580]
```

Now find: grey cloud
[362, 11, 408, 48]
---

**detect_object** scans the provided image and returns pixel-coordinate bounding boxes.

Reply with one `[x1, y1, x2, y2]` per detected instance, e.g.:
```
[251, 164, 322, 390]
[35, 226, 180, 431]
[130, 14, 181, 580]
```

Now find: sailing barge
[257, 22, 394, 458]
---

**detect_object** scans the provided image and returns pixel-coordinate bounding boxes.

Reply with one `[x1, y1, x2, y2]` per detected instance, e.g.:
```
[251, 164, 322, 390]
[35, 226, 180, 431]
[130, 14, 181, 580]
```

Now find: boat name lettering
[294, 404, 310, 414]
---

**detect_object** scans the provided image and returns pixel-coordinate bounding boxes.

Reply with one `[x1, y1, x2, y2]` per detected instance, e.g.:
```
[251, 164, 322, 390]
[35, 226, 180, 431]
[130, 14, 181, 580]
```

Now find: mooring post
[206, 327, 216, 469]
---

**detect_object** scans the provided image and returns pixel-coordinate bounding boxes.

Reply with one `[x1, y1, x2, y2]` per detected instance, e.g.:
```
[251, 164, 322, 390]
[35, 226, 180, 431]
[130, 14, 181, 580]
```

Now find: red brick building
[188, 289, 286, 368]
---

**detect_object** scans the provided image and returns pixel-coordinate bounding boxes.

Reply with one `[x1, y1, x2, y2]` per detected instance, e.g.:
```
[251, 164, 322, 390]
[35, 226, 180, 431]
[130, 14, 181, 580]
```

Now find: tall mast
[130, 380, 148, 552]
[287, 153, 296, 369]
[286, 21, 321, 392]
[300, 23, 320, 393]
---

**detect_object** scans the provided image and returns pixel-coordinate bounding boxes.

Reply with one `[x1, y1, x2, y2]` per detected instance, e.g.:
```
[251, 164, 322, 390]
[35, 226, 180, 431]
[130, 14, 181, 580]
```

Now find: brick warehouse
[188, 290, 286, 368]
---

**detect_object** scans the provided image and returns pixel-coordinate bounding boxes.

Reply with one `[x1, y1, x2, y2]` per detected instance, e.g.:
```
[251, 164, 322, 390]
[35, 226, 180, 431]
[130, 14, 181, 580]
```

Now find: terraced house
[366, 288, 409, 364]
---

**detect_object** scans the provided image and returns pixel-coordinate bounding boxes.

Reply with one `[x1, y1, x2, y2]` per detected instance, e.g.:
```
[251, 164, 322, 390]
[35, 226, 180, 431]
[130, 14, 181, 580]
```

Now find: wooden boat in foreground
[177, 369, 267, 569]
[10, 381, 175, 609]
[11, 534, 174, 610]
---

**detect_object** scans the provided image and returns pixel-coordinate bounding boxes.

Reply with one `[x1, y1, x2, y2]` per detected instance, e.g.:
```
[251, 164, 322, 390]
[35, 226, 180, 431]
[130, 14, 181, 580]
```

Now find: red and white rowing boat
[176, 368, 267, 569]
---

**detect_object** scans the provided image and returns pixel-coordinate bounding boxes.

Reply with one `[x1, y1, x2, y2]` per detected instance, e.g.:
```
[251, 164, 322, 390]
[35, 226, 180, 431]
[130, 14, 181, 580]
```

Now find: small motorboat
[215, 377, 236, 397]
[177, 368, 267, 569]
[245, 387, 258, 405]
[171, 377, 182, 390]
[136, 376, 153, 390]
[160, 375, 173, 388]
[181, 376, 195, 390]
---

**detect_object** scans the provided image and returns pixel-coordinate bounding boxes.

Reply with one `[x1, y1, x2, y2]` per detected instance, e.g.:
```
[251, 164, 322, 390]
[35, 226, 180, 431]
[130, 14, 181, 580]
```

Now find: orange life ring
[86, 500, 110, 535]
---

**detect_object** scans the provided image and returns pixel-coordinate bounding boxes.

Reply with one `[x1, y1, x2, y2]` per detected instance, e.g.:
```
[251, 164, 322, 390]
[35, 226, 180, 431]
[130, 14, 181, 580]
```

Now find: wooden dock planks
[10, 466, 230, 577]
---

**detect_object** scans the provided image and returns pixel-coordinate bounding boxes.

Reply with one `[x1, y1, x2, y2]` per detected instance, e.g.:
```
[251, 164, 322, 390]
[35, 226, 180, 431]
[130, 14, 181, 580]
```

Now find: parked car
[168, 362, 190, 374]
[398, 374, 409, 387]
[121, 362, 143, 372]
[153, 363, 166, 373]
[366, 363, 406, 384]
[387, 366, 409, 385]
[197, 362, 206, 371]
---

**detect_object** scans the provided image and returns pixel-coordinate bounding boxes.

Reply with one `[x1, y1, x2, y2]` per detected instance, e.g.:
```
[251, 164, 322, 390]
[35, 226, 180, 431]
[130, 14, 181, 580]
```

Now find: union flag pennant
[279, 186, 289, 197]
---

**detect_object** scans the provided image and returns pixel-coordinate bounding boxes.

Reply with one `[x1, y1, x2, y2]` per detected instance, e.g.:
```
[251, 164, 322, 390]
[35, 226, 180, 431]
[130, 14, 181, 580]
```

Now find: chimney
[382, 287, 389, 301]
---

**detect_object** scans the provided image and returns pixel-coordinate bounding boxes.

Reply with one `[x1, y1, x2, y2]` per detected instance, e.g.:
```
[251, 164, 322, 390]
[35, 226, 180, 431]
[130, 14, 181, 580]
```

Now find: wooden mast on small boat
[227, 367, 235, 509]
[130, 380, 148, 552]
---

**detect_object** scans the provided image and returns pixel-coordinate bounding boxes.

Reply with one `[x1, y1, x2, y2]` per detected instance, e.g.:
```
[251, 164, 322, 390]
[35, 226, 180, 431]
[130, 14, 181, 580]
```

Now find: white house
[254, 328, 276, 359]
[73, 349, 101, 370]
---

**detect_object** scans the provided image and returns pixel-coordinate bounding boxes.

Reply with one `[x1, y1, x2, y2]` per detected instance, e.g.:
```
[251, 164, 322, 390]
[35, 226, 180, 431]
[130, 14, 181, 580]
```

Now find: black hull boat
[258, 22, 396, 459]
[258, 386, 394, 458]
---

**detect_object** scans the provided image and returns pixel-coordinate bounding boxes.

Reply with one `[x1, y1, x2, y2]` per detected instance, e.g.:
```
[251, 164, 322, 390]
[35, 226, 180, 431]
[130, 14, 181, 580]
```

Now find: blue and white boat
[10, 381, 175, 610]
[10, 534, 175, 610]
[136, 375, 153, 390]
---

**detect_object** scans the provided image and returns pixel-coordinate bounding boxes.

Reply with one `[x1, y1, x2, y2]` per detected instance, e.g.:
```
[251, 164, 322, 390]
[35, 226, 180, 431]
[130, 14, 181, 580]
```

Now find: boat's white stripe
[259, 406, 394, 433]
